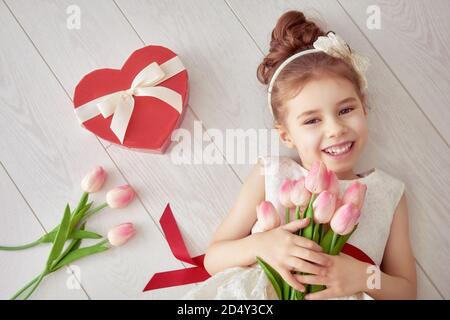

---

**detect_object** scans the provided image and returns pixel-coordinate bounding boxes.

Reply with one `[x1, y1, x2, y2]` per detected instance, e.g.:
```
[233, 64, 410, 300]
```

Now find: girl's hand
[296, 253, 369, 300]
[254, 218, 331, 293]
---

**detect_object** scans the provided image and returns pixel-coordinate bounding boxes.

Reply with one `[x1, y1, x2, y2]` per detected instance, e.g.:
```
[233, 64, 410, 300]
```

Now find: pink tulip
[279, 178, 294, 207]
[312, 190, 336, 224]
[81, 166, 107, 193]
[326, 170, 340, 196]
[255, 201, 280, 231]
[107, 223, 136, 246]
[106, 185, 135, 208]
[336, 197, 343, 209]
[341, 181, 367, 210]
[330, 203, 361, 235]
[305, 161, 330, 194]
[290, 177, 311, 209]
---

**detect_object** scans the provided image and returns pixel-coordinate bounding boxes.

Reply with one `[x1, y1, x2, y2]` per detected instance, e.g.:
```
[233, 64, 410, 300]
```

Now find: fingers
[285, 257, 327, 276]
[280, 218, 309, 233]
[294, 274, 328, 286]
[292, 235, 323, 252]
[279, 269, 305, 293]
[291, 247, 330, 266]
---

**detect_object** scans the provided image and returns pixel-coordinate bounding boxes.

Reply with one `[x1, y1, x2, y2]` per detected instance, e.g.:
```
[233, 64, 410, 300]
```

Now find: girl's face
[277, 76, 368, 180]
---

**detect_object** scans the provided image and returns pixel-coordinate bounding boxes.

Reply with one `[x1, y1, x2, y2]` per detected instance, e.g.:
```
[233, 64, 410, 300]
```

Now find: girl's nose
[326, 119, 348, 138]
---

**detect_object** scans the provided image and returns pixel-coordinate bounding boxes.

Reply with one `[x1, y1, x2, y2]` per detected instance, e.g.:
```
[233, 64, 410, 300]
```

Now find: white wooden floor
[0, 0, 448, 300]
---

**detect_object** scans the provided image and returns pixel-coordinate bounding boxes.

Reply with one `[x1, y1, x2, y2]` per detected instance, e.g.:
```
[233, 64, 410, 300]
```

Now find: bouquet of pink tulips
[255, 161, 367, 300]
[0, 166, 137, 300]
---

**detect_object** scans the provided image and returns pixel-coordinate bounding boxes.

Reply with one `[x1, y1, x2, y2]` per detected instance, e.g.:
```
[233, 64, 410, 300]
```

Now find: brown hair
[257, 10, 366, 125]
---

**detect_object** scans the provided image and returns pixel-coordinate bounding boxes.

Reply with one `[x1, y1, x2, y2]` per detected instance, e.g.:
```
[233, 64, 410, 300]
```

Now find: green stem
[97, 239, 109, 247]
[295, 205, 300, 220]
[302, 193, 316, 240]
[80, 202, 108, 223]
[285, 207, 290, 224]
[2, 192, 89, 251]
[330, 233, 339, 254]
[10, 274, 40, 300]
[0, 238, 43, 251]
[22, 270, 48, 300]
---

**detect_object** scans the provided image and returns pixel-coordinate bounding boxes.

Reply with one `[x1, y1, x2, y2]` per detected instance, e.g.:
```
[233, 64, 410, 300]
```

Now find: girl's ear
[275, 123, 295, 149]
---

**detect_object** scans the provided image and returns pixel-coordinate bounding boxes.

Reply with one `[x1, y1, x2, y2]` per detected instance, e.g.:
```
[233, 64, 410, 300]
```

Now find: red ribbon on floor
[143, 204, 210, 291]
[143, 203, 375, 292]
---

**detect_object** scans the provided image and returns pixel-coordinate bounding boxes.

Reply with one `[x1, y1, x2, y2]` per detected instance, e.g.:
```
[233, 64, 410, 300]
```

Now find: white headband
[267, 32, 370, 116]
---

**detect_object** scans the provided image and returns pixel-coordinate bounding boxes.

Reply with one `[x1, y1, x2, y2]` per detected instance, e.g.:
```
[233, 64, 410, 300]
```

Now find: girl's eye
[303, 107, 354, 125]
[304, 119, 319, 125]
[339, 107, 354, 115]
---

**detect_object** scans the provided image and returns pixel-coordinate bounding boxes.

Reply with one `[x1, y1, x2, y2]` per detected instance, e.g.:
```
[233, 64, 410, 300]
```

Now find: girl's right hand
[254, 217, 330, 292]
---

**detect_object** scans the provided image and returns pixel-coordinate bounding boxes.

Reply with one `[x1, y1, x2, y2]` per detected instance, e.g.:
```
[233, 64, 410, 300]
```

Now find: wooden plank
[1, 0, 194, 299]
[339, 0, 450, 143]
[416, 263, 442, 300]
[0, 164, 88, 299]
[4, 0, 148, 149]
[227, 0, 449, 299]
[107, 109, 243, 256]
[114, 0, 295, 180]
[7, 0, 244, 258]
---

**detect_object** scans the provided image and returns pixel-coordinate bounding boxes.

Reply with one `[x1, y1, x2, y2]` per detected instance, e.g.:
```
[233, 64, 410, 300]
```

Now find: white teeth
[324, 142, 353, 155]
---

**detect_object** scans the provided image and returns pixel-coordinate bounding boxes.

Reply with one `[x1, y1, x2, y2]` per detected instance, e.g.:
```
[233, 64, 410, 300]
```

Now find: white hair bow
[313, 32, 370, 90]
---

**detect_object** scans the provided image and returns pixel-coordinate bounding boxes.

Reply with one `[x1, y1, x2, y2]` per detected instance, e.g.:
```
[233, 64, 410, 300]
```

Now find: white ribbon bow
[74, 56, 186, 144]
[313, 32, 370, 90]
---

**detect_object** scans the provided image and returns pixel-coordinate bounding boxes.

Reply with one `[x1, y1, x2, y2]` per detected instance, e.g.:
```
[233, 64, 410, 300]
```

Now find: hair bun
[257, 10, 325, 85]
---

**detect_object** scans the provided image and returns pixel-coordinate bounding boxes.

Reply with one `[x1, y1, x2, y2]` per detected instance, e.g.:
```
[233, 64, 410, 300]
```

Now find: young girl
[183, 10, 416, 300]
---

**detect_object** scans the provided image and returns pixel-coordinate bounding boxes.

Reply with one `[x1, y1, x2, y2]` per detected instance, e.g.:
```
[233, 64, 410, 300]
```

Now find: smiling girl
[183, 10, 416, 300]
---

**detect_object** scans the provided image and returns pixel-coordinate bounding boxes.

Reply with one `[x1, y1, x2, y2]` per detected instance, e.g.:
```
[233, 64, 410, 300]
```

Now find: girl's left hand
[295, 253, 370, 300]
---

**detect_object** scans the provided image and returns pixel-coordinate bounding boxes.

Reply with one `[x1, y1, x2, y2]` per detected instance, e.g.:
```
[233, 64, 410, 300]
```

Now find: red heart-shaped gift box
[73, 45, 189, 153]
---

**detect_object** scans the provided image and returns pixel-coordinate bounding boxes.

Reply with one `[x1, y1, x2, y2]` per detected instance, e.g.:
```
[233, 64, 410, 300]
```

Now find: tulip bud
[255, 201, 280, 231]
[290, 177, 311, 209]
[279, 178, 294, 207]
[312, 190, 336, 224]
[106, 185, 135, 208]
[107, 223, 136, 246]
[326, 170, 340, 196]
[330, 203, 361, 235]
[342, 181, 367, 210]
[81, 166, 107, 193]
[305, 161, 330, 194]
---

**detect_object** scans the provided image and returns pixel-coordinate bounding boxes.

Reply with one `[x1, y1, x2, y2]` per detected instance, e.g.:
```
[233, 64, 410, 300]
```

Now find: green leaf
[312, 223, 320, 243]
[40, 229, 57, 243]
[320, 228, 334, 252]
[302, 193, 316, 240]
[285, 207, 290, 224]
[256, 256, 283, 300]
[51, 241, 109, 272]
[295, 290, 305, 300]
[310, 284, 324, 293]
[41, 228, 101, 243]
[69, 201, 93, 232]
[73, 192, 89, 216]
[70, 229, 102, 240]
[295, 206, 301, 220]
[46, 204, 72, 268]
[283, 279, 290, 301]
[330, 225, 358, 255]
[9, 194, 91, 251]
[41, 197, 91, 244]
[71, 223, 86, 252]
[51, 222, 87, 270]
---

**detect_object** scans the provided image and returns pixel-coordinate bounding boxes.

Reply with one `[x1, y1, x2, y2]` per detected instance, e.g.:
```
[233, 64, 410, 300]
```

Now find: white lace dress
[182, 156, 405, 300]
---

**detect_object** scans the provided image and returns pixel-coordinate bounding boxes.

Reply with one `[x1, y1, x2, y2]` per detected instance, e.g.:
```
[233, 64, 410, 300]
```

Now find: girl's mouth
[322, 141, 355, 159]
